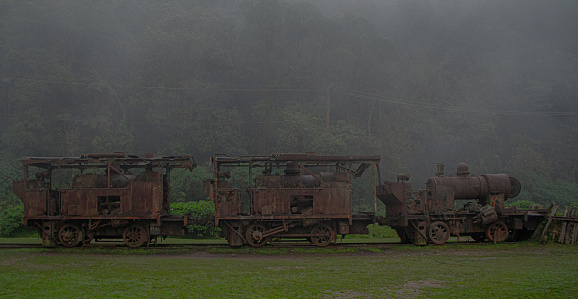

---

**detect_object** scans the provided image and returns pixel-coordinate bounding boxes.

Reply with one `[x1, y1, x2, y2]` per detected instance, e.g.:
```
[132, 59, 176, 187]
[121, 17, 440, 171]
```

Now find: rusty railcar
[13, 153, 196, 247]
[376, 163, 548, 245]
[204, 153, 381, 247]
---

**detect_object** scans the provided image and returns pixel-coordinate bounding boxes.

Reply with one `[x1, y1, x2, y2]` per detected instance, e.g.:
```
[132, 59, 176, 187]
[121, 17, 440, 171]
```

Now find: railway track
[0, 240, 511, 250]
[0, 243, 43, 249]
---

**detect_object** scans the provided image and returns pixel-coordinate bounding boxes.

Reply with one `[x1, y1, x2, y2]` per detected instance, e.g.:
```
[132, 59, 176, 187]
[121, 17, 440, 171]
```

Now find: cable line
[6, 77, 577, 116]
[332, 87, 578, 116]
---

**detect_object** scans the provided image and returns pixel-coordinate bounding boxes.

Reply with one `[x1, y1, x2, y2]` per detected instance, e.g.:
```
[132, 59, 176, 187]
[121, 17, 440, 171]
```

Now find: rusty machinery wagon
[203, 153, 381, 247]
[13, 153, 196, 247]
[376, 163, 548, 245]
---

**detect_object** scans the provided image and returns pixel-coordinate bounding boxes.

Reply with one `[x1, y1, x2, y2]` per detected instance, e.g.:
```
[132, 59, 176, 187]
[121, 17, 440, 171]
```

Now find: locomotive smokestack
[435, 163, 445, 177]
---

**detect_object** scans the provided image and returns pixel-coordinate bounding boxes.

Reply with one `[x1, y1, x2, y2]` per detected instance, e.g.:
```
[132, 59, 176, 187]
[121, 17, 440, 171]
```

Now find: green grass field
[0, 240, 576, 298]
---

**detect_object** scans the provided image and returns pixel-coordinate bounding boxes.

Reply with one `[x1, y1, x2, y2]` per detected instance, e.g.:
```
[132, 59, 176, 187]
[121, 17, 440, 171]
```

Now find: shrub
[347, 225, 398, 239]
[0, 204, 24, 237]
[367, 225, 399, 238]
[170, 201, 219, 239]
[506, 200, 544, 210]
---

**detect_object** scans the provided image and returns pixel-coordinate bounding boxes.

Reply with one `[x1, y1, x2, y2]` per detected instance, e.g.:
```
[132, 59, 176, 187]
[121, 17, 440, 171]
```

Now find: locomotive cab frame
[204, 153, 381, 247]
[13, 153, 196, 247]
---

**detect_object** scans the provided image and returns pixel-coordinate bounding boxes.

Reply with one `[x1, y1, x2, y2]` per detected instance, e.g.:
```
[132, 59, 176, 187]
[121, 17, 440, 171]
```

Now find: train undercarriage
[217, 214, 374, 247]
[26, 216, 188, 248]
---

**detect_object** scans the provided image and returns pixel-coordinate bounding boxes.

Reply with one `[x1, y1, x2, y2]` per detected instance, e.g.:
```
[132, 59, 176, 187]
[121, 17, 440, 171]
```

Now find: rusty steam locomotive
[202, 153, 381, 247]
[376, 163, 547, 245]
[13, 152, 548, 247]
[13, 153, 195, 247]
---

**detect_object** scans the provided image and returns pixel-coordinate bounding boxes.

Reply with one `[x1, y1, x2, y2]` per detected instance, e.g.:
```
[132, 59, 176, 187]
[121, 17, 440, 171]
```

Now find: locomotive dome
[456, 162, 470, 176]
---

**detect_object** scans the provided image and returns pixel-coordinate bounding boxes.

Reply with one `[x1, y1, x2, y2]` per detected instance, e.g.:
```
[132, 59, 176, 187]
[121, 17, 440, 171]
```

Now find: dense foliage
[0, 0, 577, 234]
[506, 200, 544, 210]
[0, 205, 23, 236]
[170, 201, 219, 238]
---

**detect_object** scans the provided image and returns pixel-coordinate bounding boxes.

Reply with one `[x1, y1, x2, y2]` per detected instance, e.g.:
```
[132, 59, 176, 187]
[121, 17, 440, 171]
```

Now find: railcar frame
[13, 153, 196, 247]
[204, 153, 381, 247]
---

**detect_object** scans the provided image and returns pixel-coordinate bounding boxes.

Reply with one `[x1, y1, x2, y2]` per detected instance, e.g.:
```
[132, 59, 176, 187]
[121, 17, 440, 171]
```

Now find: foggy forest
[1, 0, 577, 227]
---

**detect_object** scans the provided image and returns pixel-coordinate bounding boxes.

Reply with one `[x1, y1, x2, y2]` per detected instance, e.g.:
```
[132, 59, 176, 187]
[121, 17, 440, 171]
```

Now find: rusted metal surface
[205, 153, 381, 247]
[16, 152, 552, 248]
[376, 162, 548, 245]
[13, 153, 196, 247]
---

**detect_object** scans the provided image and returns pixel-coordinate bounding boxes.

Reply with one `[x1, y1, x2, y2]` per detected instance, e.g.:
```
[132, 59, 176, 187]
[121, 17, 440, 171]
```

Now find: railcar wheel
[123, 224, 148, 248]
[310, 224, 334, 247]
[245, 224, 268, 248]
[59, 224, 83, 248]
[486, 221, 509, 243]
[428, 221, 450, 245]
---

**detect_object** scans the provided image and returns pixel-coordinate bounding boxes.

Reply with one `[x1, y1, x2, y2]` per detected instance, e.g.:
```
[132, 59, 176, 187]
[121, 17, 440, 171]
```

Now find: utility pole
[326, 84, 331, 132]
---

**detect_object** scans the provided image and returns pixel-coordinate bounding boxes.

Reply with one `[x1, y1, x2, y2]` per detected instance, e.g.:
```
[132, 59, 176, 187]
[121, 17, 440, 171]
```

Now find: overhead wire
[332, 87, 578, 116]
[8, 77, 313, 92]
[6, 77, 578, 116]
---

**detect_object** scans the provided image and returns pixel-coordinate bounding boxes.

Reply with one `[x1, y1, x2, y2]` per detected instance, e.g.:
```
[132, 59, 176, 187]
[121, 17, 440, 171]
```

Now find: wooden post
[558, 207, 570, 243]
[570, 208, 578, 244]
[540, 206, 558, 240]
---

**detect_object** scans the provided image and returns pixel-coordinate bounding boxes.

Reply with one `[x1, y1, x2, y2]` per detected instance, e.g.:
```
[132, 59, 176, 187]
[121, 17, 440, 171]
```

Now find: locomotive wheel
[59, 224, 83, 248]
[310, 224, 334, 247]
[486, 221, 509, 243]
[428, 221, 450, 245]
[245, 224, 268, 248]
[123, 224, 148, 248]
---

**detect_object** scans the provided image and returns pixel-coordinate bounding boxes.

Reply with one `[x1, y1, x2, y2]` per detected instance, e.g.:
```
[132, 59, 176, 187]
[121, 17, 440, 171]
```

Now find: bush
[170, 201, 219, 239]
[506, 200, 544, 210]
[367, 225, 399, 238]
[0, 204, 24, 237]
[347, 225, 398, 239]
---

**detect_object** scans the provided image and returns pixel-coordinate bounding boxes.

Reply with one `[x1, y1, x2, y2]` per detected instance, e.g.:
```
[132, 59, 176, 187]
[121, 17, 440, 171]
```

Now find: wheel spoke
[486, 221, 509, 243]
[245, 224, 267, 248]
[310, 224, 333, 247]
[123, 224, 148, 248]
[428, 221, 449, 245]
[59, 224, 83, 247]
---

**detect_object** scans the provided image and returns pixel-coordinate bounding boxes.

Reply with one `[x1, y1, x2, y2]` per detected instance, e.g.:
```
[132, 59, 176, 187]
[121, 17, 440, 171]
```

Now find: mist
[0, 0, 577, 206]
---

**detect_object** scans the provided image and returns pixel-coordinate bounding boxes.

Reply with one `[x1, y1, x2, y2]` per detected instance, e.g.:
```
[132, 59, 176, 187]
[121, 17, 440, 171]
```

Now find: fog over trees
[1, 0, 577, 208]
